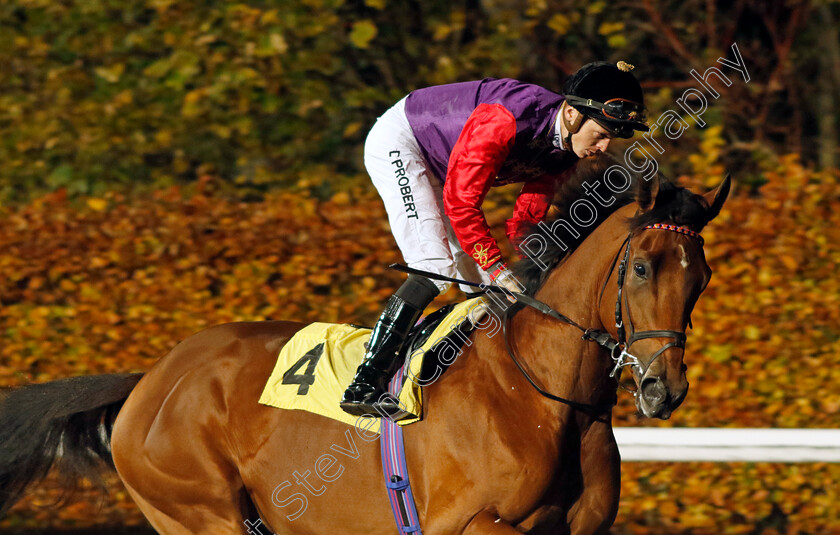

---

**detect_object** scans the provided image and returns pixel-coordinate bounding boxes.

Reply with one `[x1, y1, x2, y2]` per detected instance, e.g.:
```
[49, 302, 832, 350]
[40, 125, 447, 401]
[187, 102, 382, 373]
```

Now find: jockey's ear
[703, 173, 731, 222]
[636, 173, 660, 212]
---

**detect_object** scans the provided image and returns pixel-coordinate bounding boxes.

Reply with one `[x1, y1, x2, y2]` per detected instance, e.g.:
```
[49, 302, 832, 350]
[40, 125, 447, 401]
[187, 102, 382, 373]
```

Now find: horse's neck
[499, 218, 629, 414]
[536, 215, 630, 334]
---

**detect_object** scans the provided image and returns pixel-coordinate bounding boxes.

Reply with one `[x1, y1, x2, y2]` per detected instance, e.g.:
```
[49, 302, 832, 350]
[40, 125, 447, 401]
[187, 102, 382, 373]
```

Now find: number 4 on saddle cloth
[259, 297, 488, 432]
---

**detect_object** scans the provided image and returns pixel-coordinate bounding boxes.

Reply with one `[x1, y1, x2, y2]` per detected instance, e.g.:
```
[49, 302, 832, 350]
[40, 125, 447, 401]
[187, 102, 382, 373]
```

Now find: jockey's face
[563, 106, 616, 159]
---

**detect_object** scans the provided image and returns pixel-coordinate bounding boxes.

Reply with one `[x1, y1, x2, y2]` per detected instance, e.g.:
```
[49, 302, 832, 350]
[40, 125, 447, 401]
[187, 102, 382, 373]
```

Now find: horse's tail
[0, 373, 144, 516]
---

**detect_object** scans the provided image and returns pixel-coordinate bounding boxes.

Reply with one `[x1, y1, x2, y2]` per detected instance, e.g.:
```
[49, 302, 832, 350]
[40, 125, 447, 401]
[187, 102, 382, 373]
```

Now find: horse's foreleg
[462, 510, 524, 534]
[566, 420, 620, 535]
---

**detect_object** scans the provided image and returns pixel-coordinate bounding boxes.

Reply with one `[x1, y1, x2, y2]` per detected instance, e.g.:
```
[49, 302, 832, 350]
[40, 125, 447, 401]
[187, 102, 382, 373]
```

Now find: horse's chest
[468, 433, 562, 512]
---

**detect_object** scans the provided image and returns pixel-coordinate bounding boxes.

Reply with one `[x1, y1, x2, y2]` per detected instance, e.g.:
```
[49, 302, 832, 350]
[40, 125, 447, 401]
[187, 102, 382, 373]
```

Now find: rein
[389, 223, 704, 414]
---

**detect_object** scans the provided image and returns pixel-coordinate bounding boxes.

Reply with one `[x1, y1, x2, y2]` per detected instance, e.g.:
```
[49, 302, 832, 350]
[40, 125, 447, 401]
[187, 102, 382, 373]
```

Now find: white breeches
[364, 97, 491, 293]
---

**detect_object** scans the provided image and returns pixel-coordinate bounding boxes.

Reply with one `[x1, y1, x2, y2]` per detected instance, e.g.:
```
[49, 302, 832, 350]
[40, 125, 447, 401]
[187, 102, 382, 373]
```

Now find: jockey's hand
[487, 261, 524, 303]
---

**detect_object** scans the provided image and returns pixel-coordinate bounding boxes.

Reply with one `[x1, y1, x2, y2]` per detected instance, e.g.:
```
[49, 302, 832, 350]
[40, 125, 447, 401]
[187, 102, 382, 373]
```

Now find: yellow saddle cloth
[259, 297, 488, 433]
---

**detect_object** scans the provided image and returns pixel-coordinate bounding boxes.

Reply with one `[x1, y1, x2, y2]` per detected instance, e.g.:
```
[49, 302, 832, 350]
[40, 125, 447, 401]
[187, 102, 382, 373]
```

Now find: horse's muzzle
[636, 374, 688, 420]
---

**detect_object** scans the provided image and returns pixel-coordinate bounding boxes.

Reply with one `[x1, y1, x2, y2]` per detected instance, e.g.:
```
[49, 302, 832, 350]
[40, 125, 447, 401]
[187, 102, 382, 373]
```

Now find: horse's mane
[508, 154, 712, 299]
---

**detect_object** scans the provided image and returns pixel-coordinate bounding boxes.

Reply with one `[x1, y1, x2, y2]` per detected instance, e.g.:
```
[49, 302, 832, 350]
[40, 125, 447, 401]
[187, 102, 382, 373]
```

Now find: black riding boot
[340, 274, 439, 417]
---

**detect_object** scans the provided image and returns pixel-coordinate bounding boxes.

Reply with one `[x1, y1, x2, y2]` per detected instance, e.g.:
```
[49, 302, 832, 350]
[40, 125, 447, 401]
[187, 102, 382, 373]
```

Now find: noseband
[501, 222, 705, 413]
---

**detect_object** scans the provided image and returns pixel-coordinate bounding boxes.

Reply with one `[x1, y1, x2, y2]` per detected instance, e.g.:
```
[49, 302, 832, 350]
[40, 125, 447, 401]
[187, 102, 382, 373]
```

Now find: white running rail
[613, 428, 840, 462]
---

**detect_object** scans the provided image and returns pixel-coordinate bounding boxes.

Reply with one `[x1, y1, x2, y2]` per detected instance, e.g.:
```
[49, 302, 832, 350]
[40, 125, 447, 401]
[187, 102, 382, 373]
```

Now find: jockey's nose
[596, 138, 611, 152]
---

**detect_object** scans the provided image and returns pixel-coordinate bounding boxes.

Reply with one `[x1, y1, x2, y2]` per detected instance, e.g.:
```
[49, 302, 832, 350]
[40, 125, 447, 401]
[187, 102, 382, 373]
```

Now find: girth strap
[380, 365, 423, 534]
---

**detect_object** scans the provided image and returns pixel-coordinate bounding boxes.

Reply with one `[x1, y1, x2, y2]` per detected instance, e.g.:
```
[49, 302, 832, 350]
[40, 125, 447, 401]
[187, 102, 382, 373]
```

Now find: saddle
[259, 297, 487, 432]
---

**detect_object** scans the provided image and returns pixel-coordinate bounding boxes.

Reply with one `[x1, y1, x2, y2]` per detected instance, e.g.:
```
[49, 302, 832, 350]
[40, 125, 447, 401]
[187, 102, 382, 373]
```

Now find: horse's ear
[637, 174, 660, 212]
[703, 173, 731, 222]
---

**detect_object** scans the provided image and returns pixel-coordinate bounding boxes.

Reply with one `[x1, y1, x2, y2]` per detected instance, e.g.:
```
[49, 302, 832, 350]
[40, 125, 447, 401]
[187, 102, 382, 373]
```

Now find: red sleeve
[505, 175, 558, 252]
[443, 103, 516, 270]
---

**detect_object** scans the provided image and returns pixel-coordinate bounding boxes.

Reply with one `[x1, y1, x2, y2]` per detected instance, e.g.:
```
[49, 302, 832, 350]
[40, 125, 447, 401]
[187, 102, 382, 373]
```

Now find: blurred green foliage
[0, 0, 831, 202]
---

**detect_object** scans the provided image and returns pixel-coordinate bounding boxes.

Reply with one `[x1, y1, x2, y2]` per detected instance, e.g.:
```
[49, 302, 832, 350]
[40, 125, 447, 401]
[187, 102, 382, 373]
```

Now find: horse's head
[605, 173, 731, 419]
[507, 161, 730, 420]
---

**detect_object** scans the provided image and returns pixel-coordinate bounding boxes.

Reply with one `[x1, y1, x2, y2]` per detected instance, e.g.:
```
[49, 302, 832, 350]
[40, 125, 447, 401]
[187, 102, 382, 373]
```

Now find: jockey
[340, 61, 649, 417]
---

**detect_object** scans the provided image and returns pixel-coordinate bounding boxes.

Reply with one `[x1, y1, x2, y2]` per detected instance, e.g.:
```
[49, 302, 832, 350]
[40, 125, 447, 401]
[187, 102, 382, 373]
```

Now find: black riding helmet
[563, 61, 648, 139]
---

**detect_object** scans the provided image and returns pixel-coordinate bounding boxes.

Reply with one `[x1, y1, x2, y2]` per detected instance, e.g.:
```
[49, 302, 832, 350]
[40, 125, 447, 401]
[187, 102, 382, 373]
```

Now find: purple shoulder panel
[404, 79, 568, 184]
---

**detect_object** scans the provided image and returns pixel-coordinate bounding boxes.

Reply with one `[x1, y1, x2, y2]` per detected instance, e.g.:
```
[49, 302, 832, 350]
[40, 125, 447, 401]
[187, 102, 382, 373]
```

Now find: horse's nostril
[671, 387, 687, 409]
[641, 377, 666, 402]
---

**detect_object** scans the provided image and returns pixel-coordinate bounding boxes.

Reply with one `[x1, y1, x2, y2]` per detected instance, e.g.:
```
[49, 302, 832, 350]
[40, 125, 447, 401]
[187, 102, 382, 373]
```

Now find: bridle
[390, 222, 705, 414]
[602, 223, 704, 379]
[501, 222, 705, 414]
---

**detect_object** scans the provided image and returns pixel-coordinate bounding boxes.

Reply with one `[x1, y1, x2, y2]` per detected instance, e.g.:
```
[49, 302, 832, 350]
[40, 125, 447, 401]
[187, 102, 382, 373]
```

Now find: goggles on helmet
[565, 95, 648, 138]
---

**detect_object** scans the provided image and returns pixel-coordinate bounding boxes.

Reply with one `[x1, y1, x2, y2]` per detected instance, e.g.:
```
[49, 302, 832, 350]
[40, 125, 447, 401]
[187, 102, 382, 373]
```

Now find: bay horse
[0, 170, 730, 534]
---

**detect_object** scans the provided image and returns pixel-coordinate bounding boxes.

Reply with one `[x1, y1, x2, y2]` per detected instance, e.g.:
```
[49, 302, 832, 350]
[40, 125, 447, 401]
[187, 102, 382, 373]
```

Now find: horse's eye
[634, 264, 647, 278]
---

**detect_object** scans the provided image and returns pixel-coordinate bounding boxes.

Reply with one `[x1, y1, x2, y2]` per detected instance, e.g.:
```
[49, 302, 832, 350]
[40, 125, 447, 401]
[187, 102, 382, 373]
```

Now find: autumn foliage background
[1, 0, 839, 534]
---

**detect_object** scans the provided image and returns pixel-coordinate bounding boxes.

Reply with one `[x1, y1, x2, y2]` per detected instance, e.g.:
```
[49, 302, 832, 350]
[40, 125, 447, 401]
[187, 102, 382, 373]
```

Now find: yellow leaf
[780, 255, 798, 271]
[547, 14, 571, 35]
[309, 273, 332, 286]
[184, 89, 204, 105]
[87, 198, 108, 211]
[90, 257, 109, 269]
[60, 279, 77, 292]
[598, 21, 624, 35]
[332, 192, 351, 205]
[260, 9, 280, 25]
[587, 1, 606, 14]
[349, 20, 378, 49]
[114, 90, 134, 106]
[155, 129, 173, 147]
[270, 33, 288, 54]
[607, 34, 627, 48]
[744, 325, 761, 341]
[94, 63, 125, 83]
[432, 24, 452, 41]
[343, 122, 362, 138]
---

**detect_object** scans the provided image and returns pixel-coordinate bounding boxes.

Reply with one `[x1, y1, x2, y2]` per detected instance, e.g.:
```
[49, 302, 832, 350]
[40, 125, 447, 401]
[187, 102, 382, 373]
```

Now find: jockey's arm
[505, 174, 557, 255]
[443, 103, 516, 281]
